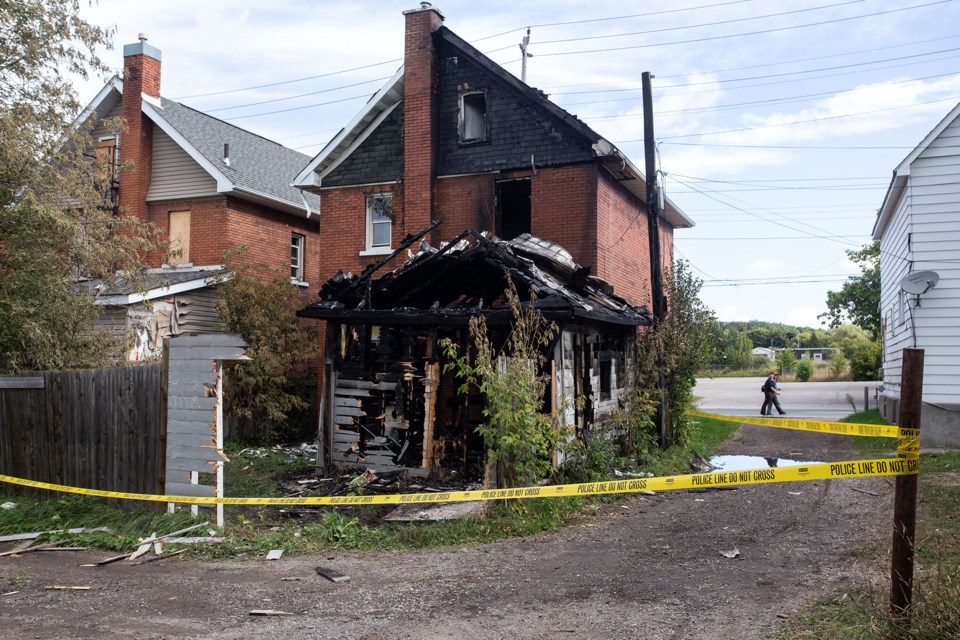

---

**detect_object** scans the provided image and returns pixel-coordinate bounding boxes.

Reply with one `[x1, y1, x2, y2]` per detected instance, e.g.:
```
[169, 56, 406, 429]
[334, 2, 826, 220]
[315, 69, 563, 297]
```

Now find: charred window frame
[459, 91, 488, 143]
[291, 233, 306, 284]
[365, 192, 393, 254]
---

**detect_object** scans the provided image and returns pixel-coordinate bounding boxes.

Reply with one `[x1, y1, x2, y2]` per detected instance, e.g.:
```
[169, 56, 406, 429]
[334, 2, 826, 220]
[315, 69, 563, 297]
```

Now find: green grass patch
[0, 415, 742, 559]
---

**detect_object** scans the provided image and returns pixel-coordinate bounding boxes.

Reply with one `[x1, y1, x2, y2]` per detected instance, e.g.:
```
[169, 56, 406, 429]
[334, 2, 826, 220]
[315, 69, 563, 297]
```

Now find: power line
[554, 48, 960, 97]
[513, 0, 870, 50]
[174, 60, 402, 100]
[660, 142, 914, 150]
[546, 34, 960, 90]
[470, 0, 754, 43]
[204, 76, 391, 113]
[532, 1, 951, 58]
[612, 97, 960, 142]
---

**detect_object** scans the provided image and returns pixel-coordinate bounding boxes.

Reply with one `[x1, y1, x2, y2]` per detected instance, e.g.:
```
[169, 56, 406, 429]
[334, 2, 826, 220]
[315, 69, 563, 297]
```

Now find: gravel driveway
[1, 421, 894, 639]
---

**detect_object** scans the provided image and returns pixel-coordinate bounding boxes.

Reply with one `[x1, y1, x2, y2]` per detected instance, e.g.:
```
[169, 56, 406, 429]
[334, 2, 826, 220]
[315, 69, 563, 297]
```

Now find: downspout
[299, 191, 314, 219]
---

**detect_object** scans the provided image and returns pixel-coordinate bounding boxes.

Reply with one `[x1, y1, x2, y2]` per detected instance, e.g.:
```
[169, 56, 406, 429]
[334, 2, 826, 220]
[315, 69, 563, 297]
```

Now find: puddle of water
[709, 454, 820, 471]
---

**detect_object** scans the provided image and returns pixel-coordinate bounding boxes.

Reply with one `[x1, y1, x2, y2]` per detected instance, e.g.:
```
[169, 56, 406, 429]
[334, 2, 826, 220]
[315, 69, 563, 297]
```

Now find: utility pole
[519, 28, 533, 83]
[642, 71, 667, 446]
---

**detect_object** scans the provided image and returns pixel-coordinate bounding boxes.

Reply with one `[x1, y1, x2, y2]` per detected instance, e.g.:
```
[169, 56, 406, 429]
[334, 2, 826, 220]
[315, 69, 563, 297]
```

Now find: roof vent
[138, 33, 148, 43]
[223, 143, 230, 167]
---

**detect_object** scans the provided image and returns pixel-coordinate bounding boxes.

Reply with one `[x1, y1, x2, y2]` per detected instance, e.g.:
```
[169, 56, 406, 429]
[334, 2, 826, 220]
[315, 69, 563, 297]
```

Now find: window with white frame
[290, 233, 305, 282]
[366, 193, 393, 251]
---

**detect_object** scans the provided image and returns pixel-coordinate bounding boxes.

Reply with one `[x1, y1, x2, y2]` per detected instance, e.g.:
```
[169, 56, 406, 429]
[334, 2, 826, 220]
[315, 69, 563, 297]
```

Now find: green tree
[216, 249, 319, 444]
[829, 351, 849, 380]
[795, 359, 813, 382]
[441, 279, 564, 488]
[777, 349, 796, 376]
[845, 338, 881, 381]
[820, 241, 880, 338]
[635, 260, 718, 448]
[722, 328, 752, 370]
[0, 0, 159, 372]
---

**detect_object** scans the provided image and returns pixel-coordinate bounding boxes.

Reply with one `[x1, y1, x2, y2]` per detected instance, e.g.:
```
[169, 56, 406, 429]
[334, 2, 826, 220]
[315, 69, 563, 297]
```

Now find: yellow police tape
[0, 454, 917, 507]
[687, 409, 901, 438]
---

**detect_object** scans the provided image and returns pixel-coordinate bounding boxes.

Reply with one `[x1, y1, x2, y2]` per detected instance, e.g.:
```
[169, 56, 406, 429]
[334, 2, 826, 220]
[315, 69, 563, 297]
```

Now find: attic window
[459, 91, 487, 143]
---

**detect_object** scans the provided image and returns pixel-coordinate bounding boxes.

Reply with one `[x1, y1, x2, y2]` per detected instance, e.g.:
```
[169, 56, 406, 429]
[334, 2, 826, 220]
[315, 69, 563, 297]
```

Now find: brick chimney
[119, 34, 161, 224]
[402, 3, 444, 237]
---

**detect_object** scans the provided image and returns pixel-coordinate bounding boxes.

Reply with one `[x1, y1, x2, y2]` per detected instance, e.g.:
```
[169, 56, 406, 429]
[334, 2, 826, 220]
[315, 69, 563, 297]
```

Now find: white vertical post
[215, 361, 224, 529]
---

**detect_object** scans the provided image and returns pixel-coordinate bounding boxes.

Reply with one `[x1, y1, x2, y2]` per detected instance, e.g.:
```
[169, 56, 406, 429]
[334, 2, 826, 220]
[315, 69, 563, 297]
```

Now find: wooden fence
[0, 365, 164, 500]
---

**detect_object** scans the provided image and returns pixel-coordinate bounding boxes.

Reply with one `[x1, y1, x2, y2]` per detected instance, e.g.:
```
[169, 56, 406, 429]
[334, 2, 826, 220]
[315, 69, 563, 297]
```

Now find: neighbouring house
[786, 347, 839, 362]
[88, 265, 227, 361]
[752, 347, 776, 360]
[872, 100, 960, 448]
[298, 231, 650, 476]
[292, 3, 693, 309]
[77, 36, 319, 285]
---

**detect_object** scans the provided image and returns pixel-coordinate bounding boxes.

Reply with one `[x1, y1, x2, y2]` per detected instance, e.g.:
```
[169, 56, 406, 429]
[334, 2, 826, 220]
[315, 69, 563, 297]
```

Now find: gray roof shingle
[158, 98, 319, 211]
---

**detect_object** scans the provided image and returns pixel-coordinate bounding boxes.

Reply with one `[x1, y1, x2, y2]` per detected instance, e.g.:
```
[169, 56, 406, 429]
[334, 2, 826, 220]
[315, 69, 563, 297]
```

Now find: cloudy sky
[76, 0, 960, 327]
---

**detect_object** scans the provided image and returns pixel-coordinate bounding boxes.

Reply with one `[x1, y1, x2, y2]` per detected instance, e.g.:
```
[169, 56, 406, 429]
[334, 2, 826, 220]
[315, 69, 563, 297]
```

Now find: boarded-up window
[169, 210, 191, 266]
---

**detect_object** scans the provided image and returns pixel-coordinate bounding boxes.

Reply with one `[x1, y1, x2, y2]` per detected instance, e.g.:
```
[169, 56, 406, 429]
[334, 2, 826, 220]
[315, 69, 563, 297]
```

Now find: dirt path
[1, 425, 894, 640]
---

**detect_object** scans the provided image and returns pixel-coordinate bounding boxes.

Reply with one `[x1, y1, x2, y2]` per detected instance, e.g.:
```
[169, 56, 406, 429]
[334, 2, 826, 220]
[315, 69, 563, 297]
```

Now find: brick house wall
[113, 40, 318, 279]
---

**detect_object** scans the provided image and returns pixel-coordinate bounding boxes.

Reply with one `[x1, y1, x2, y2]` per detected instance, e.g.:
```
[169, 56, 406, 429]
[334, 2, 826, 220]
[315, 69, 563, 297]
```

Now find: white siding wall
[883, 116, 960, 404]
[146, 128, 218, 201]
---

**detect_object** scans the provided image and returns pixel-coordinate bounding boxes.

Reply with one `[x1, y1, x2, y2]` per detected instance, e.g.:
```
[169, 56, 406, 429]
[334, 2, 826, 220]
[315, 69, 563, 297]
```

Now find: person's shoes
[779, 412, 787, 416]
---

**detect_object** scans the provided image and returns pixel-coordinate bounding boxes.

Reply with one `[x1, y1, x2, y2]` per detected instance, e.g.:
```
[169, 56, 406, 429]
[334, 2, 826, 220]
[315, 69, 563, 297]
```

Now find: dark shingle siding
[322, 103, 404, 188]
[436, 37, 597, 176]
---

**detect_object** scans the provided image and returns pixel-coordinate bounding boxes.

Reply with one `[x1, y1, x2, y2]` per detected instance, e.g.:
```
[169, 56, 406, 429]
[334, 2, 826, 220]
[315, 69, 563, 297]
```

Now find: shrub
[795, 359, 813, 382]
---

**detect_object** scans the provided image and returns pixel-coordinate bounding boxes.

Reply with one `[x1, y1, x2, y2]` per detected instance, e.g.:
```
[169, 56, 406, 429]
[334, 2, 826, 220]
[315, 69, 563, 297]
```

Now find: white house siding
[879, 185, 912, 394]
[146, 128, 218, 201]
[879, 113, 960, 443]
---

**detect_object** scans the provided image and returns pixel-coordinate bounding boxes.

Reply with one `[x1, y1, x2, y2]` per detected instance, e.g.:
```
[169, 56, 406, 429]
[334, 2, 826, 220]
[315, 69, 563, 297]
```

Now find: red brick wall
[435, 175, 496, 237]
[595, 169, 652, 308]
[531, 165, 599, 272]
[402, 6, 444, 237]
[118, 53, 160, 224]
[145, 196, 319, 281]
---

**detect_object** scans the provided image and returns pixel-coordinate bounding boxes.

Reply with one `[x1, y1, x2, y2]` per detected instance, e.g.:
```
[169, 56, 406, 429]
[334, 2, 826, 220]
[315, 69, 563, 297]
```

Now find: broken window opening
[459, 91, 488, 143]
[496, 179, 531, 240]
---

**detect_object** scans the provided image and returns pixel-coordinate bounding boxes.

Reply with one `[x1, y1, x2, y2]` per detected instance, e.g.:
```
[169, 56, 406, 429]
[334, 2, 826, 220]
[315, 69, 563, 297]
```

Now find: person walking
[761, 372, 787, 416]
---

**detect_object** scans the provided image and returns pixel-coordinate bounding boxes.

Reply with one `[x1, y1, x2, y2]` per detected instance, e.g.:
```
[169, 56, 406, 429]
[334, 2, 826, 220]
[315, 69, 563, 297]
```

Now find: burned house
[298, 230, 650, 479]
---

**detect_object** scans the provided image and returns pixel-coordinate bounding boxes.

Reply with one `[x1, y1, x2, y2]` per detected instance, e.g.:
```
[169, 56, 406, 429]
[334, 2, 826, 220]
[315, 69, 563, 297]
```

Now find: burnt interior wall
[326, 323, 485, 479]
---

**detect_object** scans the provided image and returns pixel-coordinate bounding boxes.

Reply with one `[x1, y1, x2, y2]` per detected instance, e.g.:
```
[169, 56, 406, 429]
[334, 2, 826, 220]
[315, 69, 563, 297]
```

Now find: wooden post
[890, 347, 924, 618]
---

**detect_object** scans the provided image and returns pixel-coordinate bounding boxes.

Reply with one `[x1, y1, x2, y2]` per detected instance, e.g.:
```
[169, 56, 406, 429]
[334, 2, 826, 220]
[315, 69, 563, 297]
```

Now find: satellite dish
[899, 270, 940, 295]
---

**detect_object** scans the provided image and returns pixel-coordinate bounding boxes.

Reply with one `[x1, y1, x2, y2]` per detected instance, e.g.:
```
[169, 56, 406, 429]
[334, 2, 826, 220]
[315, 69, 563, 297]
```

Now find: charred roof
[298, 230, 650, 327]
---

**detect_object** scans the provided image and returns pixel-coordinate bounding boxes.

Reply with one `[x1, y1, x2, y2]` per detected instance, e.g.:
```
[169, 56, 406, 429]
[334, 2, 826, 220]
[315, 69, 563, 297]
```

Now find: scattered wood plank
[9, 540, 34, 554]
[0, 542, 59, 558]
[128, 542, 152, 561]
[162, 536, 224, 544]
[44, 586, 92, 591]
[249, 610, 295, 616]
[0, 526, 113, 544]
[137, 549, 187, 564]
[81, 553, 130, 568]
[315, 566, 350, 583]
